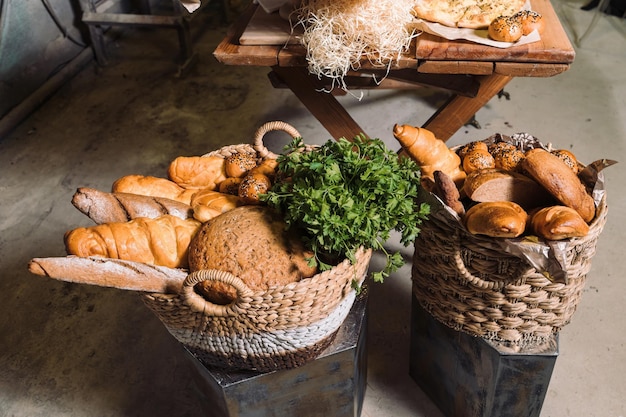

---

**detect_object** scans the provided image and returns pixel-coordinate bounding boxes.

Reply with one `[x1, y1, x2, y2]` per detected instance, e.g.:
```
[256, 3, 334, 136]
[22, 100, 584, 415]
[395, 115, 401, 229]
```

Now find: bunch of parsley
[261, 134, 430, 284]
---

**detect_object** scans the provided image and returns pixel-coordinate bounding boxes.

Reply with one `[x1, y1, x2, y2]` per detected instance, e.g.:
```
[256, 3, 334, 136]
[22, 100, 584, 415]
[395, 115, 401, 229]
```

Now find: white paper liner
[179, 0, 201, 13]
[412, 1, 541, 48]
[413, 20, 541, 48]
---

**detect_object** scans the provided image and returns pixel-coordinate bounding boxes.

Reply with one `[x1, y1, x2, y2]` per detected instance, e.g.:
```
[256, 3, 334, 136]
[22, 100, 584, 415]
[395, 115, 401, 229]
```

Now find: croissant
[112, 175, 197, 205]
[167, 155, 228, 189]
[64, 215, 201, 268]
[190, 189, 246, 222]
[72, 187, 192, 224]
[393, 124, 466, 186]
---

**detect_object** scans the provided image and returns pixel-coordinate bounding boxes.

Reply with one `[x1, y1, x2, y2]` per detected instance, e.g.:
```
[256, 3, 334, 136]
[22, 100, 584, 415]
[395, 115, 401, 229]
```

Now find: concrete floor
[1, 1, 625, 416]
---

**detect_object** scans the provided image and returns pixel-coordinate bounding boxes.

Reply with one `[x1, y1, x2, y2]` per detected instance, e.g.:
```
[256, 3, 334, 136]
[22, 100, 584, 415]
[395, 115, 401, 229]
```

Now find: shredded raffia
[294, 0, 419, 94]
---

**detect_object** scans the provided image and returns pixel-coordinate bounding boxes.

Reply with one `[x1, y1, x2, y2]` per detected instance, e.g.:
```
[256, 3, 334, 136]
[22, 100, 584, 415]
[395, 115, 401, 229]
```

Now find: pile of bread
[32, 149, 317, 303]
[393, 124, 596, 240]
[488, 10, 544, 43]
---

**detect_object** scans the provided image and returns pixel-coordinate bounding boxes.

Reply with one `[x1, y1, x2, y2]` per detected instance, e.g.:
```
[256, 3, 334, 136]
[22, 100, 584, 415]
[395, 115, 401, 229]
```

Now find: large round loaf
[187, 205, 318, 304]
[521, 149, 595, 223]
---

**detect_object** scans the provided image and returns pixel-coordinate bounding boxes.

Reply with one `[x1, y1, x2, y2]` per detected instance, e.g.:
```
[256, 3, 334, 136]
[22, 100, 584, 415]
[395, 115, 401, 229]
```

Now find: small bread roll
[463, 148, 495, 174]
[459, 141, 489, 161]
[248, 159, 279, 179]
[488, 16, 523, 43]
[551, 149, 579, 174]
[488, 142, 516, 155]
[530, 205, 590, 240]
[521, 149, 595, 223]
[218, 177, 243, 195]
[238, 173, 272, 204]
[514, 10, 544, 36]
[465, 201, 528, 238]
[493, 148, 526, 172]
[225, 152, 258, 178]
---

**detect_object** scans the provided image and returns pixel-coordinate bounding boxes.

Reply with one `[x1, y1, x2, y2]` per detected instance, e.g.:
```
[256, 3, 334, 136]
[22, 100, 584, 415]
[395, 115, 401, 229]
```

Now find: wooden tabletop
[214, 0, 575, 77]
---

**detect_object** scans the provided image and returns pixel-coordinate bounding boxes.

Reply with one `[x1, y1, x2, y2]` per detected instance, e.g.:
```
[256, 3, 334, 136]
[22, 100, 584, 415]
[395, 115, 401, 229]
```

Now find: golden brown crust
[167, 155, 227, 190]
[488, 16, 523, 43]
[224, 152, 258, 178]
[218, 177, 243, 195]
[238, 173, 272, 204]
[530, 205, 590, 240]
[492, 148, 525, 172]
[64, 215, 201, 269]
[551, 149, 579, 174]
[465, 201, 528, 238]
[459, 141, 489, 160]
[190, 189, 246, 223]
[393, 124, 466, 186]
[514, 10, 544, 36]
[111, 175, 198, 205]
[413, 0, 526, 29]
[521, 149, 595, 223]
[462, 148, 495, 174]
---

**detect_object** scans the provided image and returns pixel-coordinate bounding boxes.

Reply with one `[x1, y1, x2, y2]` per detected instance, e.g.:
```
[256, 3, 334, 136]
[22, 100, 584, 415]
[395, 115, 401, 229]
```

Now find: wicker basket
[142, 121, 373, 372]
[412, 138, 609, 348]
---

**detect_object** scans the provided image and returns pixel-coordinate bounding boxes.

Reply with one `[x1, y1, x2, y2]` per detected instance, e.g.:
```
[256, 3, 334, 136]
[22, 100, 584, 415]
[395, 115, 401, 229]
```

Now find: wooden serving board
[414, 0, 574, 64]
[239, 6, 302, 45]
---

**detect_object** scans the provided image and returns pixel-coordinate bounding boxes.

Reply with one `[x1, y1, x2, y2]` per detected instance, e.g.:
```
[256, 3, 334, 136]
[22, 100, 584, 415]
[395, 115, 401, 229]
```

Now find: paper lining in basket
[432, 132, 615, 284]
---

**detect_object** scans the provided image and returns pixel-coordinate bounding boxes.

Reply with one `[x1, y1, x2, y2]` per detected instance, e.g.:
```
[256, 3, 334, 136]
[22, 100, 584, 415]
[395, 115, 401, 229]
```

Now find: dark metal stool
[409, 296, 558, 417]
[78, 0, 207, 76]
[185, 290, 369, 417]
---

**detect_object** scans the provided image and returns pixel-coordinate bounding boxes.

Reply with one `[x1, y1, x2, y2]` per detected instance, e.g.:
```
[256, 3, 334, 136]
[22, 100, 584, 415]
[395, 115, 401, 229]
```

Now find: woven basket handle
[181, 269, 254, 316]
[452, 244, 506, 291]
[253, 121, 302, 160]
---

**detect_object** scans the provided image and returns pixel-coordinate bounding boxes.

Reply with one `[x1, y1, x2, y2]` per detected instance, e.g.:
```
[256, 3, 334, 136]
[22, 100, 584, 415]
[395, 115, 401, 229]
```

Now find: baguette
[28, 256, 186, 293]
[521, 149, 595, 222]
[72, 187, 193, 224]
[64, 215, 201, 269]
[112, 175, 198, 205]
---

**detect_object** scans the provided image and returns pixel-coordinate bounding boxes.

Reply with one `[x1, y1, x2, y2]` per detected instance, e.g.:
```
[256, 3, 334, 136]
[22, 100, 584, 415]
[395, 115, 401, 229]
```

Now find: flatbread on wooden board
[413, 0, 527, 29]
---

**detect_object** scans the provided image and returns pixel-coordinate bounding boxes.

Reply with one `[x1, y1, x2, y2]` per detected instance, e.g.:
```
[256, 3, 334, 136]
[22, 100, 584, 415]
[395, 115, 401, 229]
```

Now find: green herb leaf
[261, 135, 430, 282]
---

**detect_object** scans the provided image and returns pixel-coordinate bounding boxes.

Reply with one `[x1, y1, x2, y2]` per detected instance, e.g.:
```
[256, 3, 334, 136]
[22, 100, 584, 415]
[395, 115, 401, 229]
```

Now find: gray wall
[0, 0, 134, 122]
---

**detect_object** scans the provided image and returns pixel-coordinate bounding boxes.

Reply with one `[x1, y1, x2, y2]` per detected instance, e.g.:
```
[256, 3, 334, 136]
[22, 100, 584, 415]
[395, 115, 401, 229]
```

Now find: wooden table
[213, 0, 574, 142]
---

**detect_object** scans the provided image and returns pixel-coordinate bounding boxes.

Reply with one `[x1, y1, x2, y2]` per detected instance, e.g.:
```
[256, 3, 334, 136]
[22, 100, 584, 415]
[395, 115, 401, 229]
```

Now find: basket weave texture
[142, 121, 373, 371]
[412, 145, 608, 348]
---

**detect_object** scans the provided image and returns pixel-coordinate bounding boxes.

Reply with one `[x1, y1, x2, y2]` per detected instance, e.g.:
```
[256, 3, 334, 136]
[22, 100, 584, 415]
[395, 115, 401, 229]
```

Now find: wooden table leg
[271, 66, 367, 141]
[422, 73, 513, 141]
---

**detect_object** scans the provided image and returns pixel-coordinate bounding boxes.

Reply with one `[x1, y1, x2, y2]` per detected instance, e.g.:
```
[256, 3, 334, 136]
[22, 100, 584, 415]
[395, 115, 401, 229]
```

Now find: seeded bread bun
[488, 16, 523, 42]
[515, 10, 544, 35]
[188, 206, 317, 304]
